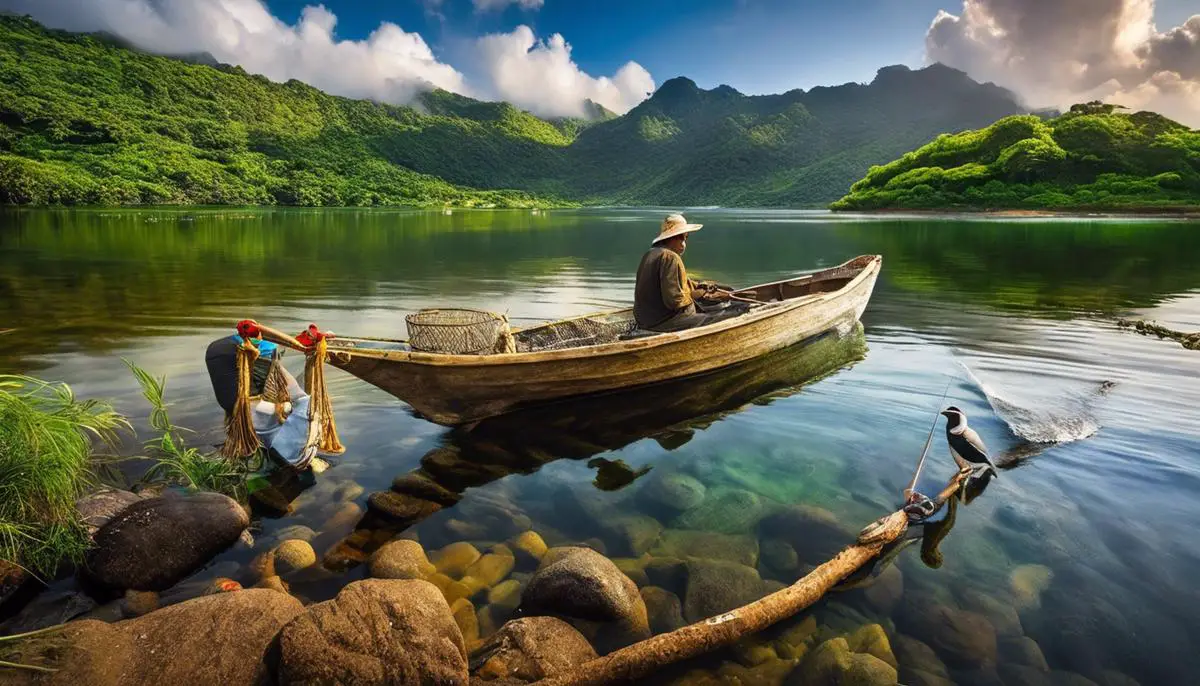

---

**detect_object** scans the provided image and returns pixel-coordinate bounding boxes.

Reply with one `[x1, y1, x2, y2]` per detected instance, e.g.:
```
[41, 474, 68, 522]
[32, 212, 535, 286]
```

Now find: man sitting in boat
[635, 214, 743, 332]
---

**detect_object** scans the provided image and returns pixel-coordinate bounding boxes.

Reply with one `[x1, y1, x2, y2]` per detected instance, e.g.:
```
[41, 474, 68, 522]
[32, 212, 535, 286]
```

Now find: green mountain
[832, 103, 1200, 211]
[0, 15, 1026, 208]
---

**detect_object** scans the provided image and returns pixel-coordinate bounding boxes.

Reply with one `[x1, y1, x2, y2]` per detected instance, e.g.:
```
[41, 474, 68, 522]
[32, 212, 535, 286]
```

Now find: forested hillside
[832, 103, 1200, 211]
[0, 15, 1027, 207]
[0, 15, 569, 207]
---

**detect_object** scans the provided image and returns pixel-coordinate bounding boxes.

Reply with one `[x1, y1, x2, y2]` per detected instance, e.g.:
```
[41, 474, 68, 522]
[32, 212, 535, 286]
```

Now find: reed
[125, 360, 254, 497]
[0, 375, 127, 579]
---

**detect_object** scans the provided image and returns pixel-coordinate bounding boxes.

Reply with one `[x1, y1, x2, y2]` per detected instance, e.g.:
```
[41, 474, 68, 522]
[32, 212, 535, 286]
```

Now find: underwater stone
[488, 579, 522, 612]
[1009, 564, 1053, 610]
[391, 473, 462, 507]
[273, 539, 318, 576]
[428, 571, 473, 605]
[255, 575, 290, 595]
[861, 564, 904, 615]
[652, 529, 760, 567]
[462, 552, 515, 595]
[1000, 635, 1049, 672]
[643, 556, 689, 595]
[997, 664, 1054, 686]
[321, 501, 364, 533]
[847, 623, 898, 669]
[960, 588, 1022, 638]
[637, 470, 707, 514]
[757, 503, 852, 568]
[612, 557, 651, 587]
[682, 558, 768, 623]
[600, 514, 664, 558]
[672, 487, 765, 534]
[893, 633, 949, 678]
[121, 590, 159, 618]
[788, 637, 898, 686]
[774, 615, 818, 660]
[433, 542, 483, 579]
[369, 539, 435, 580]
[511, 530, 549, 566]
[267, 524, 317, 546]
[366, 491, 441, 526]
[731, 635, 779, 667]
[333, 480, 365, 502]
[758, 537, 798, 577]
[898, 602, 998, 670]
[451, 597, 479, 647]
[640, 585, 685, 634]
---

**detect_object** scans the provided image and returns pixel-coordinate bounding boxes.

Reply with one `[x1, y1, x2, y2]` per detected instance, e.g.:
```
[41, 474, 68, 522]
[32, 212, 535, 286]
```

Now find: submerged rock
[433, 541, 482, 579]
[640, 585, 686, 634]
[1001, 635, 1049, 672]
[637, 470, 707, 514]
[279, 579, 467, 685]
[8, 589, 304, 685]
[960, 588, 1022, 638]
[511, 530, 548, 567]
[600, 514, 663, 557]
[787, 636, 898, 686]
[893, 634, 949, 679]
[1009, 563, 1053, 610]
[121, 590, 159, 618]
[898, 601, 998, 669]
[84, 492, 249, 592]
[521, 546, 649, 652]
[451, 597, 480, 646]
[366, 490, 441, 525]
[470, 616, 598, 682]
[368, 539, 435, 580]
[462, 552, 515, 596]
[672, 487, 765, 534]
[759, 537, 799, 578]
[391, 472, 462, 506]
[757, 504, 852, 568]
[682, 558, 770, 624]
[847, 623, 898, 669]
[861, 564, 904, 615]
[652, 529, 760, 567]
[273, 539, 318, 576]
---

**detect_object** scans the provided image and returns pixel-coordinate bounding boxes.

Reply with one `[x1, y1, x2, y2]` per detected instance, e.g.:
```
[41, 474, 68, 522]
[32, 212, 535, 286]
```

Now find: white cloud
[0, 0, 652, 117]
[471, 26, 654, 117]
[473, 0, 545, 12]
[926, 0, 1200, 126]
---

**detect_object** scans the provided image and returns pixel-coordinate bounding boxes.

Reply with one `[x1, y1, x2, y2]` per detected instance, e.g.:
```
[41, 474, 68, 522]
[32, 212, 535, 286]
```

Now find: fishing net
[406, 308, 514, 355]
[515, 315, 638, 352]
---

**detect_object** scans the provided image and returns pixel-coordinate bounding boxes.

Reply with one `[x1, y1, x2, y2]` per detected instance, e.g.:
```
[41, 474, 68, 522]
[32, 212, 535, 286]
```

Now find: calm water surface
[2, 208, 1199, 685]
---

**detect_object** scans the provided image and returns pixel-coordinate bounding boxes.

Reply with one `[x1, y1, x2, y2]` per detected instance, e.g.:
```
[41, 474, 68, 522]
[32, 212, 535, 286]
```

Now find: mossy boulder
[469, 616, 597, 682]
[652, 529, 759, 567]
[640, 585, 685, 634]
[637, 470, 707, 514]
[786, 637, 898, 686]
[273, 539, 318, 576]
[433, 541, 482, 578]
[672, 487, 766, 534]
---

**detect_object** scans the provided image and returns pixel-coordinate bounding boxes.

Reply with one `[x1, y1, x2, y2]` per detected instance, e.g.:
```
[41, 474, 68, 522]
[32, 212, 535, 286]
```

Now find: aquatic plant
[125, 360, 254, 498]
[0, 375, 127, 579]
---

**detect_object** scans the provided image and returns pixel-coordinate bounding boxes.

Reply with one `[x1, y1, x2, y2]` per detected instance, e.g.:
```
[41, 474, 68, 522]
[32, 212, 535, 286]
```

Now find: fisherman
[634, 213, 745, 332]
[205, 320, 317, 470]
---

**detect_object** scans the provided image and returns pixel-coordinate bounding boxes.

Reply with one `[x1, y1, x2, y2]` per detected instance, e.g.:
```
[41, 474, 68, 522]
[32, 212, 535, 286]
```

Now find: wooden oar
[255, 323, 308, 352]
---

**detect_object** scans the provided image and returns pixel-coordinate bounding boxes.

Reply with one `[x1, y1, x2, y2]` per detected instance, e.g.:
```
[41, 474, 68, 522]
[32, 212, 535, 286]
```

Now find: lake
[2, 207, 1199, 685]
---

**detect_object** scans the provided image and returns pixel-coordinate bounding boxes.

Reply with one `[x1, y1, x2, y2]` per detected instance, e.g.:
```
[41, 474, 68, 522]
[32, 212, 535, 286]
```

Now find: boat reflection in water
[314, 320, 868, 571]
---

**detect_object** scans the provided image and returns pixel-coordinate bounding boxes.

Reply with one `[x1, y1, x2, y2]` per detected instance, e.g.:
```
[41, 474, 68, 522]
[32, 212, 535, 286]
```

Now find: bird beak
[939, 410, 951, 418]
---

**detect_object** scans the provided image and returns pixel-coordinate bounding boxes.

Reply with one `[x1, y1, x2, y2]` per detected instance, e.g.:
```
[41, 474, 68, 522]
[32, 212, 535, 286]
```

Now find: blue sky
[6, 0, 1198, 124]
[261, 0, 1196, 94]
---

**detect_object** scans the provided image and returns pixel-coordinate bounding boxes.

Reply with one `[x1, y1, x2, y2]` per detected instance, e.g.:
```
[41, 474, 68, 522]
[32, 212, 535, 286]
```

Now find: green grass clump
[0, 376, 126, 579]
[125, 360, 253, 497]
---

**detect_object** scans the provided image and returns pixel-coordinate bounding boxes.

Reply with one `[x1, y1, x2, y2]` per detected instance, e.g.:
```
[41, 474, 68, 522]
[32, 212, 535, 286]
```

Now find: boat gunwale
[327, 255, 881, 368]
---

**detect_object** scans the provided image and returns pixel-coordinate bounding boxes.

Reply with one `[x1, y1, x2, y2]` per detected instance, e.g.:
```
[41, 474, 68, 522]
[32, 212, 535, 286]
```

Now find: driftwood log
[533, 506, 928, 686]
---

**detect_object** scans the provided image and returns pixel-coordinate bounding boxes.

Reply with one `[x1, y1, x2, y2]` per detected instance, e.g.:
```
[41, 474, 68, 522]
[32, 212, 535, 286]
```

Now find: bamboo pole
[533, 499, 953, 686]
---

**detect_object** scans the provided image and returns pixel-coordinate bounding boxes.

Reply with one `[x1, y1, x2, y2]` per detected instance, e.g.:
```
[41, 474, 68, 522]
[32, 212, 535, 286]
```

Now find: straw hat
[652, 213, 703, 245]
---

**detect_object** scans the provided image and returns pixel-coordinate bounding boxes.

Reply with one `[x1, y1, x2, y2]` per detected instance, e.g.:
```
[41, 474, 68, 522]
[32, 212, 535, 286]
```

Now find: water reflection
[311, 324, 867, 568]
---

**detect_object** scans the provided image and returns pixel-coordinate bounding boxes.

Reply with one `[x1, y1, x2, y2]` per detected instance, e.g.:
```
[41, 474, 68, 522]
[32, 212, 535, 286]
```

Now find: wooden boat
[273, 255, 881, 426]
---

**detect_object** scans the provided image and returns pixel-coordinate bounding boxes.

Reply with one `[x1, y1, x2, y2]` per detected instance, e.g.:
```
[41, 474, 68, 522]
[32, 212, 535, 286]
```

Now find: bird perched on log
[941, 406, 998, 489]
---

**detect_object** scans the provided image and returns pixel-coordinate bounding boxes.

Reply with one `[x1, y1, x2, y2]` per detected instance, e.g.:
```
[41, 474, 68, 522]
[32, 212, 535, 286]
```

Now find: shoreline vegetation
[832, 104, 1200, 213]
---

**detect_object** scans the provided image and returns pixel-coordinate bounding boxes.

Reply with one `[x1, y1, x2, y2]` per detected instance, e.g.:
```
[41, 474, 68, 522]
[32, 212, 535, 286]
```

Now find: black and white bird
[941, 406, 998, 486]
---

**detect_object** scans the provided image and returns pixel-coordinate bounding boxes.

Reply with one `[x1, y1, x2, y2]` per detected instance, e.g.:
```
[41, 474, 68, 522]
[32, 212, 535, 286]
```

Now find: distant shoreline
[835, 207, 1200, 219]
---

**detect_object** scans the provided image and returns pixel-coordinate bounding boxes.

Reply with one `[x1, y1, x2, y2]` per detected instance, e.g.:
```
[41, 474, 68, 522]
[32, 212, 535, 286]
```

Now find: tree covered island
[832, 104, 1200, 213]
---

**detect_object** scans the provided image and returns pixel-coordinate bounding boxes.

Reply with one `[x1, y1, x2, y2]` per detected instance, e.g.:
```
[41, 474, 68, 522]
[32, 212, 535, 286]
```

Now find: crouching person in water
[205, 320, 318, 470]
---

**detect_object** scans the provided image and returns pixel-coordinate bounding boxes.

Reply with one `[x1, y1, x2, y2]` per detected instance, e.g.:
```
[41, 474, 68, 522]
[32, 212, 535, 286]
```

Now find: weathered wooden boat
[267, 255, 881, 426]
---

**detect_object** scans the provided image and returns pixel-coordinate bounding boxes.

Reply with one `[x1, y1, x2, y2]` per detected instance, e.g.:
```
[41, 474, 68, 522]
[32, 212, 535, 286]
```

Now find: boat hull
[330, 255, 881, 425]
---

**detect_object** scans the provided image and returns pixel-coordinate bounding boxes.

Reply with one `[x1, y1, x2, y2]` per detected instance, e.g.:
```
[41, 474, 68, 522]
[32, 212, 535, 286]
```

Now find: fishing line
[904, 377, 954, 499]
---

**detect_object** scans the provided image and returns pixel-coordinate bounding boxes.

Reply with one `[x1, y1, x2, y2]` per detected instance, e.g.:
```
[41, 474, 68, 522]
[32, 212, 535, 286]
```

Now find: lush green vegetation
[832, 103, 1200, 211]
[0, 16, 568, 208]
[0, 375, 126, 578]
[0, 16, 1028, 208]
[126, 361, 252, 497]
